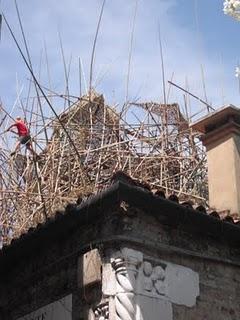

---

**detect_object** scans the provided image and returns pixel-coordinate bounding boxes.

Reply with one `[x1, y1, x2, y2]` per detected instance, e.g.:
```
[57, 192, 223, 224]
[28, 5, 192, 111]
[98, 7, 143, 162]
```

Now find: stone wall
[0, 209, 107, 320]
[0, 202, 240, 320]
[102, 246, 240, 320]
[101, 208, 240, 320]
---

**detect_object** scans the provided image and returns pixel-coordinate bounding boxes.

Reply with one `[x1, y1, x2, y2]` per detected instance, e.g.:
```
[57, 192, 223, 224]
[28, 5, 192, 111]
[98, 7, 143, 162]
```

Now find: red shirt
[14, 121, 29, 136]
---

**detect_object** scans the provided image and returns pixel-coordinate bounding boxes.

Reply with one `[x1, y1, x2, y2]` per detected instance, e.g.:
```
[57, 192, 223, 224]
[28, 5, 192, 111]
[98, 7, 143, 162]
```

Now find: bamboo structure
[0, 89, 208, 244]
[0, 0, 210, 245]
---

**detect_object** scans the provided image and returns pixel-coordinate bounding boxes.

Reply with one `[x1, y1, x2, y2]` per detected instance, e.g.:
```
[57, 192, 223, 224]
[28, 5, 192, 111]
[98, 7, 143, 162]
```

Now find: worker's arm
[6, 123, 17, 133]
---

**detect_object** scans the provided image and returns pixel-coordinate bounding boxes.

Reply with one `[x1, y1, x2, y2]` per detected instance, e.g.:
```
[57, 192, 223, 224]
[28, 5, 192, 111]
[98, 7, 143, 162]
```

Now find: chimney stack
[191, 105, 240, 216]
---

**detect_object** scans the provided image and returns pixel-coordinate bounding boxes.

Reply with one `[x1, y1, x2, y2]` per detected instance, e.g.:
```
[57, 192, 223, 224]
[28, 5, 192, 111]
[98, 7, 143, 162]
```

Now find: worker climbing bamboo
[5, 116, 38, 158]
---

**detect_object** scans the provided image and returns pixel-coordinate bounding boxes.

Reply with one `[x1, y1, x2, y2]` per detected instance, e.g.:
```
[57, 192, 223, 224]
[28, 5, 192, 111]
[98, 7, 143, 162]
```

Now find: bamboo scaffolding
[0, 88, 208, 244]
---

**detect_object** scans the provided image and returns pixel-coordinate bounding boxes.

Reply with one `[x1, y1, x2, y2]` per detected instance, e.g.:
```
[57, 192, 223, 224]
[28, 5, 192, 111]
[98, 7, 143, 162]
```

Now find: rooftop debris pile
[0, 91, 207, 244]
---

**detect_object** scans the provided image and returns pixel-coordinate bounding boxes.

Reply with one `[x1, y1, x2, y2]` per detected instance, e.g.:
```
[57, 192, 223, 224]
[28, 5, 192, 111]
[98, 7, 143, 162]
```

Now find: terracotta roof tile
[1, 172, 240, 265]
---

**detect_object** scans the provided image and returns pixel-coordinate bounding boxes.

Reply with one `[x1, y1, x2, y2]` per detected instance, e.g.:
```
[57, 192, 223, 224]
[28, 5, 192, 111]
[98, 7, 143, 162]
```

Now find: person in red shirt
[6, 116, 38, 158]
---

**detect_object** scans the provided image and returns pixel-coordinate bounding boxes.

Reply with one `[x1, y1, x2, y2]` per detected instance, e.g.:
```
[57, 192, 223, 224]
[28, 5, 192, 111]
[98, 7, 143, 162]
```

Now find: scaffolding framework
[0, 90, 208, 244]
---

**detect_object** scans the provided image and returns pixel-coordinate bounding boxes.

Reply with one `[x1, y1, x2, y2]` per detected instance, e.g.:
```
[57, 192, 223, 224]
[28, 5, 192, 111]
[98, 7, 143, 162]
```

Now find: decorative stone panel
[107, 247, 200, 320]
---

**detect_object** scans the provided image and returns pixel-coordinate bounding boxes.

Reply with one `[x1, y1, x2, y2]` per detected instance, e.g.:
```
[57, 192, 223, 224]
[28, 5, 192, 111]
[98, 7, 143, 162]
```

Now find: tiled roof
[1, 171, 240, 273]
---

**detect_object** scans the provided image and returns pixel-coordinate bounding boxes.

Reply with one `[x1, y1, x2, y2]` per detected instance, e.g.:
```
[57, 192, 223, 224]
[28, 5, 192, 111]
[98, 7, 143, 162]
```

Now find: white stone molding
[112, 249, 143, 320]
[94, 302, 109, 320]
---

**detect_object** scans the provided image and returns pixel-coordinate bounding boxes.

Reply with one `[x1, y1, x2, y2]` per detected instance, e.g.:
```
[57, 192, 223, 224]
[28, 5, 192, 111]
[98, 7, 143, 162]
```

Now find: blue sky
[0, 0, 240, 121]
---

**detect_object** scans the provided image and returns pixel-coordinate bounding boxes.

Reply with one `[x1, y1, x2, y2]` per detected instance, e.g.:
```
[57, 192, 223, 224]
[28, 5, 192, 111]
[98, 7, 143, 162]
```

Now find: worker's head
[16, 116, 21, 122]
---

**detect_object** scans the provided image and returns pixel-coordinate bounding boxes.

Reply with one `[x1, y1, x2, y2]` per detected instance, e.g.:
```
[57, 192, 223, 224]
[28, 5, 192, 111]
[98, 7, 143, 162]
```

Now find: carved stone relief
[108, 247, 200, 320]
[142, 261, 166, 296]
[94, 302, 109, 320]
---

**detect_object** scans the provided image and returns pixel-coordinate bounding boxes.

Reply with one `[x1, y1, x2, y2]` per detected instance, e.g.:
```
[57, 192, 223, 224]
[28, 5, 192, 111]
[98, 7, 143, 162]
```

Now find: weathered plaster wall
[172, 258, 240, 320]
[0, 211, 106, 320]
[17, 294, 72, 320]
[103, 246, 240, 320]
[206, 133, 240, 213]
[99, 208, 240, 320]
[0, 204, 240, 320]
[0, 241, 81, 320]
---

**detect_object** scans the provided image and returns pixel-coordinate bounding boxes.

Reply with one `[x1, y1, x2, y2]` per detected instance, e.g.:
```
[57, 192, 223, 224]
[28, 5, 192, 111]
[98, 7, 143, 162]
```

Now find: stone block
[165, 263, 200, 307]
[78, 249, 102, 288]
[136, 295, 172, 320]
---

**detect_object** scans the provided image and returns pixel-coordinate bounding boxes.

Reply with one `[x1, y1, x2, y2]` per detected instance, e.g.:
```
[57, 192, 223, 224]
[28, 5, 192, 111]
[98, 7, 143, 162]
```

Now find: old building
[0, 106, 240, 320]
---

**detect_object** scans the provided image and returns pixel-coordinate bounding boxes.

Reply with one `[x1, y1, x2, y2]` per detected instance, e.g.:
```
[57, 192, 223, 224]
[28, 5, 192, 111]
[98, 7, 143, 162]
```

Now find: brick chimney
[191, 105, 240, 215]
